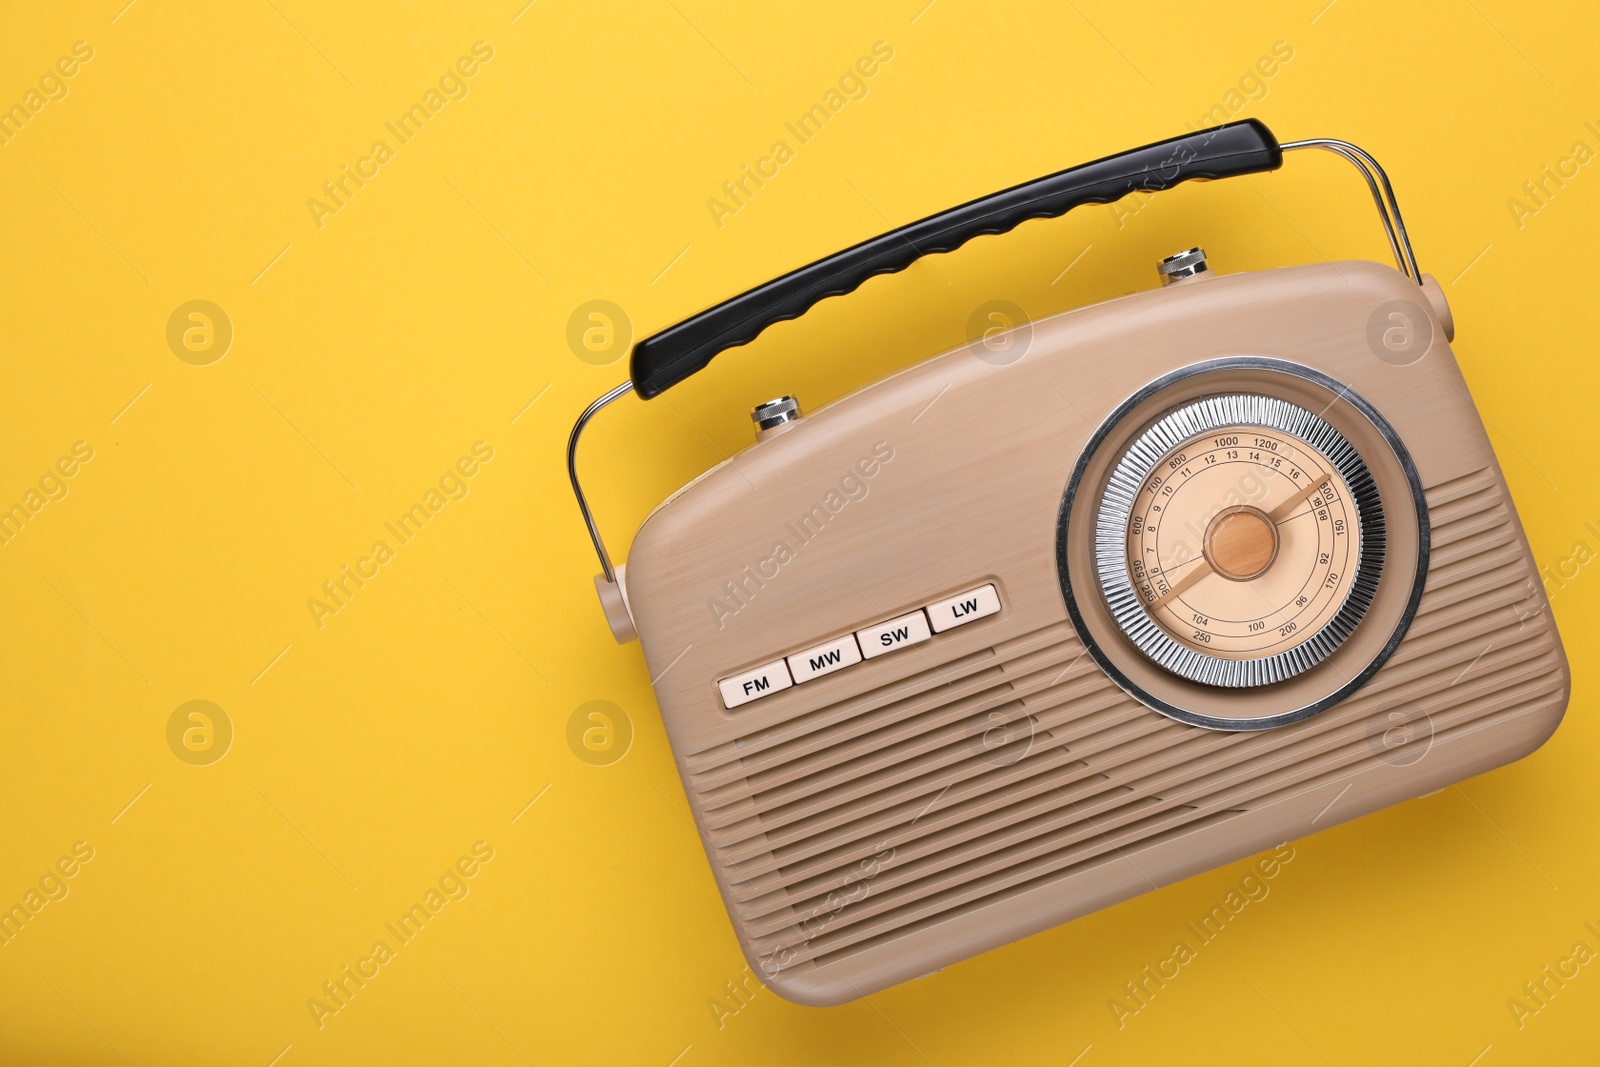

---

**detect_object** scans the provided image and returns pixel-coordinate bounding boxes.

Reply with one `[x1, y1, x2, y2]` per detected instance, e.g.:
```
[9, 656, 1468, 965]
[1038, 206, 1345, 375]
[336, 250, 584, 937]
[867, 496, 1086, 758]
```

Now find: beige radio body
[620, 260, 1567, 1005]
[568, 122, 1568, 1006]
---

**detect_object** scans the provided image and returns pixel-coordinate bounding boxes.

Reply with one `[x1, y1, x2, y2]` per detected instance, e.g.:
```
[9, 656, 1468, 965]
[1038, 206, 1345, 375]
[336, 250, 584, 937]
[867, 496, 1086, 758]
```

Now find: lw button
[926, 584, 1001, 633]
[718, 659, 793, 709]
[857, 611, 932, 659]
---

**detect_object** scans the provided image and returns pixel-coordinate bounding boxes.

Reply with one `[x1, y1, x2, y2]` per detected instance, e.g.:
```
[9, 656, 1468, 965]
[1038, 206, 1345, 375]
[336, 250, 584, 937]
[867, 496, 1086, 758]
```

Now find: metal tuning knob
[1158, 247, 1209, 285]
[752, 395, 802, 438]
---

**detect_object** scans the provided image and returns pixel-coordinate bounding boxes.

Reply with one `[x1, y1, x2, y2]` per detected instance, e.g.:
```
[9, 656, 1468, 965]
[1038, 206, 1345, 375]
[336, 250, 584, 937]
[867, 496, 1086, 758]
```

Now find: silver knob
[751, 395, 801, 437]
[1158, 247, 1208, 285]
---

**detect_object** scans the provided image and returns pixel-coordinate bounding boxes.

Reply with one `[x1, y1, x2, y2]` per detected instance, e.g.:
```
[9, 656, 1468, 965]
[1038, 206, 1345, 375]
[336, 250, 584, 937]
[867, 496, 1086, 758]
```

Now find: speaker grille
[680, 466, 1563, 975]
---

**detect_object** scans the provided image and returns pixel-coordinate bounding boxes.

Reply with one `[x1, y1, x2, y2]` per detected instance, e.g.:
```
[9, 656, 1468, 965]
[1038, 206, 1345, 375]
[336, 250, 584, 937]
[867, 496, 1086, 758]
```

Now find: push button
[926, 584, 1001, 632]
[857, 611, 932, 659]
[787, 634, 862, 683]
[718, 659, 793, 709]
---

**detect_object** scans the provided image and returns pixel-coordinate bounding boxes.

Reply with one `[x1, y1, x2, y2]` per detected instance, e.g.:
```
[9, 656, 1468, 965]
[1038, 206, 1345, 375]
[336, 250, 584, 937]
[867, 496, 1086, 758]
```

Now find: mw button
[787, 634, 863, 683]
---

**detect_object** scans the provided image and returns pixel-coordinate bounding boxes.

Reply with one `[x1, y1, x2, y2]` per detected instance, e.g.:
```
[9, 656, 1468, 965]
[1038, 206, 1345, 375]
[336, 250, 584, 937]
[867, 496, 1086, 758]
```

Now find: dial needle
[1149, 558, 1212, 611]
[1269, 473, 1332, 523]
[1146, 471, 1334, 613]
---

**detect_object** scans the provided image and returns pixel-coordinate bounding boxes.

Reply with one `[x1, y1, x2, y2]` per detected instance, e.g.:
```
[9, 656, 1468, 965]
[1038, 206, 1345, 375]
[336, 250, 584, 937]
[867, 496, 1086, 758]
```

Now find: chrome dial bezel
[1094, 393, 1386, 688]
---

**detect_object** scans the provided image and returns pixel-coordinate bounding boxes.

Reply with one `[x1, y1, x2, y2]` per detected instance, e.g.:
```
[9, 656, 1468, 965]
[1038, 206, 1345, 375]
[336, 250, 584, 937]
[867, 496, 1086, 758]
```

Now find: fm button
[717, 659, 793, 710]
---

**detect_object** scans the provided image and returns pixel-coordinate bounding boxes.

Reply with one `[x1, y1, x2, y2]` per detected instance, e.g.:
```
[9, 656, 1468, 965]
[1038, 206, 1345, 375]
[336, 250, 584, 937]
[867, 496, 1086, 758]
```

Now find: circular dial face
[1096, 394, 1385, 688]
[1128, 425, 1356, 655]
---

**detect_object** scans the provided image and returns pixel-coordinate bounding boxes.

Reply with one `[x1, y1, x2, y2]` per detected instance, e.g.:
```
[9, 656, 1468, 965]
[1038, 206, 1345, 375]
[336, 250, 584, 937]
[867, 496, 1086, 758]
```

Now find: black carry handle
[629, 119, 1283, 399]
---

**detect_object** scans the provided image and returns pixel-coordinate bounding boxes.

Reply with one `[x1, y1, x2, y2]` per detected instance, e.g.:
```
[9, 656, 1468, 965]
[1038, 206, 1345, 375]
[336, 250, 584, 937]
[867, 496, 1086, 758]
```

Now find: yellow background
[1, 1, 1596, 1063]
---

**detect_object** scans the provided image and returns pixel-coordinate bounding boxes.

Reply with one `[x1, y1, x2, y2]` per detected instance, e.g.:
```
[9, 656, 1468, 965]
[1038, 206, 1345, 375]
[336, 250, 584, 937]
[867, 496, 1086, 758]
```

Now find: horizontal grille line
[1426, 484, 1503, 530]
[1423, 467, 1495, 507]
[1427, 550, 1523, 607]
[1429, 519, 1515, 571]
[1404, 577, 1534, 642]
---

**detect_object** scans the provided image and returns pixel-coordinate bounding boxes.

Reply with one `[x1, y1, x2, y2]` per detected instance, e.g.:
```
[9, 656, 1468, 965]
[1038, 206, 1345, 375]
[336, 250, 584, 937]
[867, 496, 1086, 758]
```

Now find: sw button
[717, 659, 794, 710]
[787, 634, 862, 683]
[926, 584, 1001, 633]
[857, 611, 932, 660]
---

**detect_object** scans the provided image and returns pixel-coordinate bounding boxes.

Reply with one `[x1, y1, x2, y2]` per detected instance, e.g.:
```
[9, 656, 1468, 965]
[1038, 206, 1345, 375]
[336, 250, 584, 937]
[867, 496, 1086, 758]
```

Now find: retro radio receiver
[566, 120, 1568, 1005]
